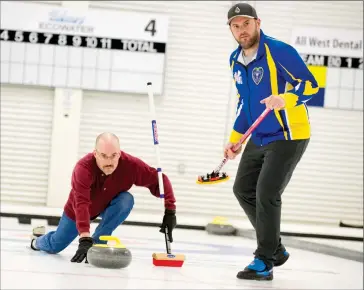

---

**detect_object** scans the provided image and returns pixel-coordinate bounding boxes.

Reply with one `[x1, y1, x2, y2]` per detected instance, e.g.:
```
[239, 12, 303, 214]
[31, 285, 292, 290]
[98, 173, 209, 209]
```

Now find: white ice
[1, 217, 363, 289]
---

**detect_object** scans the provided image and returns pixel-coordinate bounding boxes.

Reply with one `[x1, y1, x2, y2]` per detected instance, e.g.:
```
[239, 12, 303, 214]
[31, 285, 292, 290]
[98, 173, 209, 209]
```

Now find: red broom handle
[232, 107, 271, 151]
[213, 108, 271, 174]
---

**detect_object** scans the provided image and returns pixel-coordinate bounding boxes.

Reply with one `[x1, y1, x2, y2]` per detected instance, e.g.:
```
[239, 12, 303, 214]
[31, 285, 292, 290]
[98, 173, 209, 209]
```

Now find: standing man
[225, 3, 319, 281]
[30, 132, 177, 263]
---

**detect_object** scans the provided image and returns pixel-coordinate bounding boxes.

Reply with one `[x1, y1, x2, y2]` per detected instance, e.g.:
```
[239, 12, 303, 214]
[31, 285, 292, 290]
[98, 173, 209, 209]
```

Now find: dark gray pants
[233, 138, 309, 268]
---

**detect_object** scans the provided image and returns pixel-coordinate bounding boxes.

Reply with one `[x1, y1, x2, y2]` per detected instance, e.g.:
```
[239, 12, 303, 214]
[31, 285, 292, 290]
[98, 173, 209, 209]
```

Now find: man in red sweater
[30, 132, 177, 263]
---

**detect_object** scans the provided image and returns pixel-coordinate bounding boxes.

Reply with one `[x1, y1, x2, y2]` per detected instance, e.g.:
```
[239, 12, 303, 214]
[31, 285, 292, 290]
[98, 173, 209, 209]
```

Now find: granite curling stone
[87, 236, 132, 269]
[206, 216, 236, 236]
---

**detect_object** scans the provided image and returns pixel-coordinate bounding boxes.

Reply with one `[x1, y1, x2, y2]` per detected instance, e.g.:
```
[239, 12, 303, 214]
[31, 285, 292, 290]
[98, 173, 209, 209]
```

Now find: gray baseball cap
[227, 3, 258, 24]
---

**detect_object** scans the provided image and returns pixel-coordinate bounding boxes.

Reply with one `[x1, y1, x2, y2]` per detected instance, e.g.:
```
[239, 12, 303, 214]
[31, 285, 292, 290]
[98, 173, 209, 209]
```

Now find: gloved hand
[159, 209, 176, 242]
[70, 237, 94, 263]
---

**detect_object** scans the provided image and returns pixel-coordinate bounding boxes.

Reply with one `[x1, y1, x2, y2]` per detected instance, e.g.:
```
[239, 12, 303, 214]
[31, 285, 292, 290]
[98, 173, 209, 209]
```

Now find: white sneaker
[32, 226, 46, 238]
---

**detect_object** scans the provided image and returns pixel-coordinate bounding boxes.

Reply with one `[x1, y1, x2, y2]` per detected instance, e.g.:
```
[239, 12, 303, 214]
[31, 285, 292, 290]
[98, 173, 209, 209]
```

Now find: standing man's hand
[260, 95, 285, 110]
[224, 142, 242, 160]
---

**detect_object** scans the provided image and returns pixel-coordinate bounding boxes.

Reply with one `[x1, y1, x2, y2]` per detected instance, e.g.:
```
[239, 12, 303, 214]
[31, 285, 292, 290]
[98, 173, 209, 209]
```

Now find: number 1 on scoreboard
[100, 38, 111, 49]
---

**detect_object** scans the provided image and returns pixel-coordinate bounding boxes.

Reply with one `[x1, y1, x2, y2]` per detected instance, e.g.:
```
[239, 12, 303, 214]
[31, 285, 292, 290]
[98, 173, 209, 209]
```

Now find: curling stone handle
[211, 216, 227, 225]
[99, 235, 125, 247]
[211, 216, 231, 226]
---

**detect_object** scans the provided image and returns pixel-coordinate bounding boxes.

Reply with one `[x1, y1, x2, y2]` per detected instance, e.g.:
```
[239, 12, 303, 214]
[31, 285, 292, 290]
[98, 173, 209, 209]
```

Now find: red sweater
[63, 151, 176, 234]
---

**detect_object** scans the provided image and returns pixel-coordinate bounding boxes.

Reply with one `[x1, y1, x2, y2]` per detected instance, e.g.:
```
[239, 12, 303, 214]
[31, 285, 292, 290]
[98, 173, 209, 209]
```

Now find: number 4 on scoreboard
[0, 30, 9, 40]
[145, 19, 156, 36]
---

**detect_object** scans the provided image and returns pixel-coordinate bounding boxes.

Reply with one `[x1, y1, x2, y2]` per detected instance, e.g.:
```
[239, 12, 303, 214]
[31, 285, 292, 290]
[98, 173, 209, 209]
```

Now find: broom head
[152, 253, 185, 267]
[196, 171, 230, 184]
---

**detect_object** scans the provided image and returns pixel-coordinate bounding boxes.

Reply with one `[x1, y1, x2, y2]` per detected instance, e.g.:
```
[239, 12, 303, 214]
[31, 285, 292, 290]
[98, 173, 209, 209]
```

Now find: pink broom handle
[213, 108, 271, 174]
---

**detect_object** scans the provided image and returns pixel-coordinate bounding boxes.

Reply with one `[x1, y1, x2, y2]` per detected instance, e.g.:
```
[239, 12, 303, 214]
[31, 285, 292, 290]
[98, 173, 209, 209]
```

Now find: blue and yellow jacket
[229, 30, 319, 146]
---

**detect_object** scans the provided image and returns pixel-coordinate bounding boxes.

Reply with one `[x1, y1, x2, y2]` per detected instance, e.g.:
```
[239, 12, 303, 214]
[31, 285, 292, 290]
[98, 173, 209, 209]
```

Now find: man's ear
[93, 149, 97, 158]
[256, 18, 261, 28]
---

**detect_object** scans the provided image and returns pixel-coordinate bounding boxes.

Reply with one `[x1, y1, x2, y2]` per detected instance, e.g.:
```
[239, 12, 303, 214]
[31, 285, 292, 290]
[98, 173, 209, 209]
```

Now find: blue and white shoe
[237, 258, 273, 281]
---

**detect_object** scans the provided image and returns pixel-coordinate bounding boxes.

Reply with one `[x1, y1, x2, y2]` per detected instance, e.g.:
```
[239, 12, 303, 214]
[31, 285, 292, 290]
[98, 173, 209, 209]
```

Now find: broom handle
[147, 82, 171, 255]
[214, 108, 271, 173]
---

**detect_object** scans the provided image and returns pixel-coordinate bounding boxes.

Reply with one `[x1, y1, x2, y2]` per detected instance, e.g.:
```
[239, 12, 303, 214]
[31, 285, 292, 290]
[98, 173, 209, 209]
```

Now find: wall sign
[291, 27, 362, 110]
[0, 1, 169, 95]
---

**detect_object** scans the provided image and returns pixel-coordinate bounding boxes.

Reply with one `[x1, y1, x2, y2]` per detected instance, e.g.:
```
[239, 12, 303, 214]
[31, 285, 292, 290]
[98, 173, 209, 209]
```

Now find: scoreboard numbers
[0, 29, 165, 53]
[0, 1, 169, 94]
[301, 53, 363, 69]
[145, 19, 157, 36]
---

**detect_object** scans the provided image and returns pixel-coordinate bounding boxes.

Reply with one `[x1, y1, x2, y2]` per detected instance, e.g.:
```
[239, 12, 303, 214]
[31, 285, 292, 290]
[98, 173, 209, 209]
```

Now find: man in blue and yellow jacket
[224, 3, 319, 281]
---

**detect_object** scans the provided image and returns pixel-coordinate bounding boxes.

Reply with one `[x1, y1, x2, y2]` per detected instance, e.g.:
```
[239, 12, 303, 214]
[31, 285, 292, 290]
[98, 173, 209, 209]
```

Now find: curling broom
[147, 82, 186, 267]
[197, 108, 271, 185]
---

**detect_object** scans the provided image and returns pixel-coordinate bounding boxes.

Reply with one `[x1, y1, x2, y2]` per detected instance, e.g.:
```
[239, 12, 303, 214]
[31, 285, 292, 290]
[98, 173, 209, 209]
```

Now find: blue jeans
[35, 191, 134, 254]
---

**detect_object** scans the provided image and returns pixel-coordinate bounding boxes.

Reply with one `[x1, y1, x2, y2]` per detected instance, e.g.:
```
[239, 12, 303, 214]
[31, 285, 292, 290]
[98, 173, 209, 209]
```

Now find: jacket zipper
[236, 59, 263, 146]
[236, 61, 253, 124]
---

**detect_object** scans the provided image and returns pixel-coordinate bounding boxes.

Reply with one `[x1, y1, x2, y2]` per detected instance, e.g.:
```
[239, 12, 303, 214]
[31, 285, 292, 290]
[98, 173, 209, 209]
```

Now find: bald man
[30, 132, 177, 263]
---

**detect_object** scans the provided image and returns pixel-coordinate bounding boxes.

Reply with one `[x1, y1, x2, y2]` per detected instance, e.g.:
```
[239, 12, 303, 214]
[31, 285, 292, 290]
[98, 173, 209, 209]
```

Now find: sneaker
[32, 226, 45, 238]
[237, 258, 273, 281]
[273, 248, 290, 267]
[30, 226, 45, 251]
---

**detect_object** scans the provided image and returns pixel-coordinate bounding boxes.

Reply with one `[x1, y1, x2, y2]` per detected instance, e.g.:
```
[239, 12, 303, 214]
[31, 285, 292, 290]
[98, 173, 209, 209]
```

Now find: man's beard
[237, 30, 259, 49]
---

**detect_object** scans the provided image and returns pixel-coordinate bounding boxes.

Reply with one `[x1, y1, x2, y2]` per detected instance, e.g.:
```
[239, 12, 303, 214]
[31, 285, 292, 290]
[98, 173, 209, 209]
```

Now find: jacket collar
[256, 29, 267, 60]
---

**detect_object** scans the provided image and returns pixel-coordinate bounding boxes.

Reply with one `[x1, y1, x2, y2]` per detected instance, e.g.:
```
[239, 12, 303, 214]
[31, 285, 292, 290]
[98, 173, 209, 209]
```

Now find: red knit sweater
[63, 151, 176, 233]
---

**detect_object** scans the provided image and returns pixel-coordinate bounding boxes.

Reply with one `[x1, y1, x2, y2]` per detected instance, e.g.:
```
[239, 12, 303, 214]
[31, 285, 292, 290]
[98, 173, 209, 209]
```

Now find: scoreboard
[300, 54, 362, 70]
[291, 27, 363, 111]
[0, 1, 169, 95]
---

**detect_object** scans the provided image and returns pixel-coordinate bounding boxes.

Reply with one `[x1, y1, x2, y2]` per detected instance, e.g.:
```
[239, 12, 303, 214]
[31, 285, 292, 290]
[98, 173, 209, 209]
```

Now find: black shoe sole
[237, 272, 273, 281]
[273, 252, 290, 267]
[237, 269, 273, 281]
[30, 238, 40, 251]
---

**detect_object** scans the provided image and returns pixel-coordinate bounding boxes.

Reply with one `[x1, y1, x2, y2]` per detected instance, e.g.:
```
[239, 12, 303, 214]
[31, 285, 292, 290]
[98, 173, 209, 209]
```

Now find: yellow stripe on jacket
[279, 63, 313, 140]
[265, 44, 311, 140]
[264, 44, 288, 140]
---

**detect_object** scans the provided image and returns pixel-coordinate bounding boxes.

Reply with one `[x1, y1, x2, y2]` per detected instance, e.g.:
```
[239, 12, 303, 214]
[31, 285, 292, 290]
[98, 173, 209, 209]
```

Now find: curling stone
[206, 216, 236, 236]
[87, 236, 132, 269]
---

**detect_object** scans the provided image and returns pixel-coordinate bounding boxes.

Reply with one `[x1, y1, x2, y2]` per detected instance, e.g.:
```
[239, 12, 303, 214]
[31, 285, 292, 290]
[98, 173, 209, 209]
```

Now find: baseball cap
[227, 3, 258, 24]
